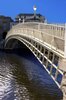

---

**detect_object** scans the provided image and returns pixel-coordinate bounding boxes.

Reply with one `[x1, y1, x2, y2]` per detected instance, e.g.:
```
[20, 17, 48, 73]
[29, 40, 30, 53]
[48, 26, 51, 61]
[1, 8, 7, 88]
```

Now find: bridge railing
[39, 23, 65, 40]
[13, 22, 65, 40]
[7, 26, 64, 56]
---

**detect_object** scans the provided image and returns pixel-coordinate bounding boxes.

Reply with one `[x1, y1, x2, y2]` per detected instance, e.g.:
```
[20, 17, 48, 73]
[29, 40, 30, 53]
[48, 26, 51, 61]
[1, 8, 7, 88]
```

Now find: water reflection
[0, 52, 33, 100]
[0, 50, 63, 100]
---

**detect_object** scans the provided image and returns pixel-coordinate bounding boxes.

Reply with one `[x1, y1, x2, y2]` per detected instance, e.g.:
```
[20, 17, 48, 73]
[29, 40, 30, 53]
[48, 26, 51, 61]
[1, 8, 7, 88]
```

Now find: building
[15, 13, 46, 23]
[0, 15, 13, 39]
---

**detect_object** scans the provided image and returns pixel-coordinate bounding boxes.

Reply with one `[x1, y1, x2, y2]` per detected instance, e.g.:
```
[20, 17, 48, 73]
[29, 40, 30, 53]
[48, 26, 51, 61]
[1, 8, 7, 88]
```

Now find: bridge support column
[59, 58, 66, 100]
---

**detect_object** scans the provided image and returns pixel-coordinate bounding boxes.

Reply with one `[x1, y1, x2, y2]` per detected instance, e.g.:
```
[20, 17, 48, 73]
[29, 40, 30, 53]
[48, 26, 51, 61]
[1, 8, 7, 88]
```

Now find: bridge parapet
[7, 23, 65, 54]
[11, 22, 65, 54]
[13, 22, 65, 39]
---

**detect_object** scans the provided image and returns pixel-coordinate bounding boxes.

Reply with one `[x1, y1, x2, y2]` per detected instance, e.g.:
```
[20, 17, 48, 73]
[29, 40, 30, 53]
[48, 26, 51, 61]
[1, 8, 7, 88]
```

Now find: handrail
[12, 22, 65, 28]
[12, 22, 65, 39]
[6, 27, 64, 56]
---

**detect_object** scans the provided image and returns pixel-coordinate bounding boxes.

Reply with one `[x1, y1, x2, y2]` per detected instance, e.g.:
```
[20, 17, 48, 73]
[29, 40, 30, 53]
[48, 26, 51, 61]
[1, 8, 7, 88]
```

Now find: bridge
[5, 22, 66, 100]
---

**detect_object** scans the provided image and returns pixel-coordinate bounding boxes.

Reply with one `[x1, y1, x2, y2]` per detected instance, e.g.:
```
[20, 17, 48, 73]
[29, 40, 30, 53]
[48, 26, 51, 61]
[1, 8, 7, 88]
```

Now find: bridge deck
[10, 22, 65, 55]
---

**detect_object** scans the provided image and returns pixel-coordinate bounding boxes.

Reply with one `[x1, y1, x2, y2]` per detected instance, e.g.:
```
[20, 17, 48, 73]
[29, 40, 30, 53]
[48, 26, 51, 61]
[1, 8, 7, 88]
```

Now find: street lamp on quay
[33, 5, 37, 17]
[19, 18, 21, 23]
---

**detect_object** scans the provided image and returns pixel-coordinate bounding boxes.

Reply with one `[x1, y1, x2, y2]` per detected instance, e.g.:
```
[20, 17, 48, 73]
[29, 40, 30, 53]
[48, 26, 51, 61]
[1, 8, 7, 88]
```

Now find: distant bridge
[5, 22, 66, 100]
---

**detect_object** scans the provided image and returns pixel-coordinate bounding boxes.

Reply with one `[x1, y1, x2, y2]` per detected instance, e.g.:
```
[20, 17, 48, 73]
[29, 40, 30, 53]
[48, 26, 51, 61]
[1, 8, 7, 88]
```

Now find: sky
[0, 0, 66, 23]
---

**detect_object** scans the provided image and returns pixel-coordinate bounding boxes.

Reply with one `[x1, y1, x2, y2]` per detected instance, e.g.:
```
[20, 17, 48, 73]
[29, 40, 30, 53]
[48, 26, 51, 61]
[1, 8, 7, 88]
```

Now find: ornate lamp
[33, 5, 37, 17]
[19, 18, 21, 23]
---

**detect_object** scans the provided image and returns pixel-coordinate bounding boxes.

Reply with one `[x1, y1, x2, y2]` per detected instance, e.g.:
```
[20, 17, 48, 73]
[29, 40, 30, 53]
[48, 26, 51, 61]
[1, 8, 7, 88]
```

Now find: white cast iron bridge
[5, 22, 66, 100]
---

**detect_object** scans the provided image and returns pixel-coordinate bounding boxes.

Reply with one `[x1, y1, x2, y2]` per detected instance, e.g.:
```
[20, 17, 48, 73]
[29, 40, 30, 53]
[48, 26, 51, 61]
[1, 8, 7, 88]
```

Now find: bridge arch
[5, 34, 63, 88]
[5, 22, 66, 99]
[5, 36, 29, 49]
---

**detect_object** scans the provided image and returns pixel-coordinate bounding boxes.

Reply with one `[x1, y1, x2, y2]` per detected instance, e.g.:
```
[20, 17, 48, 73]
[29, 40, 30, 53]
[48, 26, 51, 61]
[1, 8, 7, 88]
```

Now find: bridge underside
[5, 38, 28, 49]
[5, 36, 63, 89]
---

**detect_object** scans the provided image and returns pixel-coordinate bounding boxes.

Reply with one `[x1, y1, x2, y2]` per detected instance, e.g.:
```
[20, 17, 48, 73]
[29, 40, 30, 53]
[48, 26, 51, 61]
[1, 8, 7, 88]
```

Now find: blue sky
[0, 0, 66, 23]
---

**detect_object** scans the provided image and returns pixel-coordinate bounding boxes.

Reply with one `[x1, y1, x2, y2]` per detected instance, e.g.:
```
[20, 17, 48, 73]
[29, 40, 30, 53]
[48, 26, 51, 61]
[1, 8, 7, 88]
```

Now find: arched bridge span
[5, 22, 66, 99]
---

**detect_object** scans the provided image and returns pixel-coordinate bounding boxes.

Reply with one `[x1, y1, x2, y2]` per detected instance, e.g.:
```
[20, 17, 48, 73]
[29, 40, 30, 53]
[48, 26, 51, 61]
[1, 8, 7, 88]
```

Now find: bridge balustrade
[12, 22, 65, 39]
[39, 23, 65, 39]
[7, 26, 64, 56]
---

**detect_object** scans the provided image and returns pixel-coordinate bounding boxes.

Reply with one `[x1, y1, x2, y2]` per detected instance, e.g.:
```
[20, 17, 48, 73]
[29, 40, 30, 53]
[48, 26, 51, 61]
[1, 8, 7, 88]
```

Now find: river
[0, 48, 63, 100]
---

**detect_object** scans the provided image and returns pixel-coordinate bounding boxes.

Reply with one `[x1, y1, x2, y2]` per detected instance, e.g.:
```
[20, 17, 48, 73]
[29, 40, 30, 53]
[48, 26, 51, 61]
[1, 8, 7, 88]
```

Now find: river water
[0, 48, 63, 100]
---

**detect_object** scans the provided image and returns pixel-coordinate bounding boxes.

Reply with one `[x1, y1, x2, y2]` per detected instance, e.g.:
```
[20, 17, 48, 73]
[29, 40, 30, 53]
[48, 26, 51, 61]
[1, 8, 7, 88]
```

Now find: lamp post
[33, 5, 37, 17]
[19, 18, 21, 23]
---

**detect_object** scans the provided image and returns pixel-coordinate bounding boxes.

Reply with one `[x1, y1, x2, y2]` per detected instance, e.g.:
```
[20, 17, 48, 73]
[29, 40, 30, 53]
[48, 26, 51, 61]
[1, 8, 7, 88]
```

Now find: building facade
[15, 13, 46, 23]
[0, 15, 13, 40]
